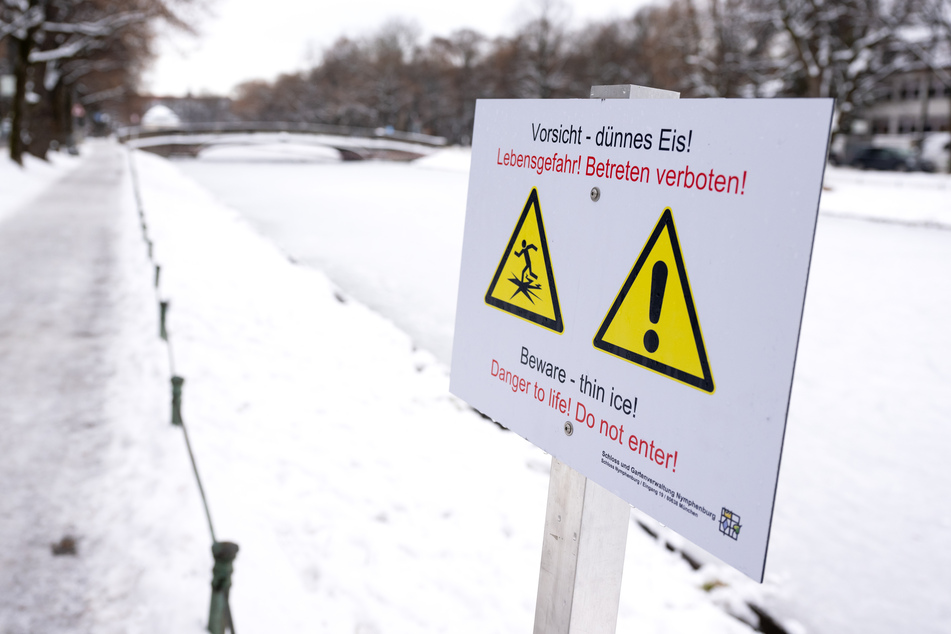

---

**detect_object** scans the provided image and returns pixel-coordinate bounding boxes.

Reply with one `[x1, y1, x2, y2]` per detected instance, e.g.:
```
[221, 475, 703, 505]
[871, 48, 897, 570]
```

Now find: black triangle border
[485, 188, 564, 333]
[593, 208, 714, 393]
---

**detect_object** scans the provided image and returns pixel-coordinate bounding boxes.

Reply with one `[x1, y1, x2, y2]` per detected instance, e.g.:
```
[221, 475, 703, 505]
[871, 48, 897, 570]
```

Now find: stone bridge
[118, 122, 447, 161]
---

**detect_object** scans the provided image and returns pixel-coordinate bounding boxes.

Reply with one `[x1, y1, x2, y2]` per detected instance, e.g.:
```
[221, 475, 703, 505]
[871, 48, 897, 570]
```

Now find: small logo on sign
[719, 507, 741, 540]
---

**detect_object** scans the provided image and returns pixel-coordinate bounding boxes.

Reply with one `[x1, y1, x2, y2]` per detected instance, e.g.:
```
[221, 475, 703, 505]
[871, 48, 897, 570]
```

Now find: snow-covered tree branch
[2, 0, 203, 164]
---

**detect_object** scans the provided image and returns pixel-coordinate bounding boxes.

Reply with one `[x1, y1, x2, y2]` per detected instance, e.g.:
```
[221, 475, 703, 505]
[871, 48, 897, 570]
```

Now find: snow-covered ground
[3, 142, 948, 634]
[0, 149, 85, 222]
[820, 166, 951, 228]
[172, 145, 951, 634]
[131, 146, 768, 633]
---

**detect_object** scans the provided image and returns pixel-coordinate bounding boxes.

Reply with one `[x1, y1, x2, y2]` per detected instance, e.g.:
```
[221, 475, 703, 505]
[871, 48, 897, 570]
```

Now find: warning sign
[485, 187, 563, 333]
[593, 208, 714, 393]
[450, 97, 834, 582]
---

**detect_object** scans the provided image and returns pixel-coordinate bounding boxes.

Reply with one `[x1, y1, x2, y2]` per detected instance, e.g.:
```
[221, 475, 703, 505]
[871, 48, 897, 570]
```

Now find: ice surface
[821, 167, 951, 228]
[766, 216, 951, 634]
[174, 155, 468, 364]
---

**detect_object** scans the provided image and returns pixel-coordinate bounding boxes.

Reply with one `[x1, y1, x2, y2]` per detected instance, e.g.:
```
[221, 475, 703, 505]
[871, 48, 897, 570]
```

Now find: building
[865, 68, 951, 135]
[850, 58, 951, 171]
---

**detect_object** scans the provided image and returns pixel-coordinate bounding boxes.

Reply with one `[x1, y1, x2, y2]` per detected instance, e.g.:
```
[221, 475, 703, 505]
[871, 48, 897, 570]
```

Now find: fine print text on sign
[450, 98, 833, 581]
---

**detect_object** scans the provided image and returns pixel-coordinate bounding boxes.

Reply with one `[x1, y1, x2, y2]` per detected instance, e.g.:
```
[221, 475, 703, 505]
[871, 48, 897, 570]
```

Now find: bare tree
[309, 36, 376, 127]
[1, 0, 199, 163]
[686, 0, 779, 97]
[561, 19, 652, 96]
[221, 0, 948, 147]
[512, 0, 572, 98]
[366, 18, 422, 130]
[750, 0, 921, 132]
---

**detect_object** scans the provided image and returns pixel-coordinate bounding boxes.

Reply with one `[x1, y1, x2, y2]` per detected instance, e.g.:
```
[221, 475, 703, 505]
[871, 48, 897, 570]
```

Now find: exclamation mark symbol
[643, 261, 668, 353]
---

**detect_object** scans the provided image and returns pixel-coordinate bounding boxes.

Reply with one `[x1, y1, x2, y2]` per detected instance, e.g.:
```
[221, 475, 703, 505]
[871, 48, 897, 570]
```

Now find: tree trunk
[946, 93, 951, 174]
[9, 33, 34, 166]
[64, 89, 75, 151]
[50, 79, 72, 150]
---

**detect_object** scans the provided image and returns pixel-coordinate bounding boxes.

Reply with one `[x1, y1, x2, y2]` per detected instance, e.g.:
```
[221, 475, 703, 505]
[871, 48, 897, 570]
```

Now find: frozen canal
[176, 148, 467, 365]
[174, 148, 951, 634]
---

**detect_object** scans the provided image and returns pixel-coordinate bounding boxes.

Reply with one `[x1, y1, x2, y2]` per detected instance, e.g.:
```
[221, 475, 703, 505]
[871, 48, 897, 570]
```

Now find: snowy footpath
[0, 142, 208, 633]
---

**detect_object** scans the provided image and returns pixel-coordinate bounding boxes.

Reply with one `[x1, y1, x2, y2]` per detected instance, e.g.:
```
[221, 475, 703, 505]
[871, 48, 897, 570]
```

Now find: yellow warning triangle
[485, 188, 563, 333]
[593, 208, 714, 393]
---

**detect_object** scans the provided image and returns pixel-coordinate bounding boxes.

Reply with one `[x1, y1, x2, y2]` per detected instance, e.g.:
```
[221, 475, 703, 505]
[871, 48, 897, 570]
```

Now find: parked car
[850, 147, 936, 172]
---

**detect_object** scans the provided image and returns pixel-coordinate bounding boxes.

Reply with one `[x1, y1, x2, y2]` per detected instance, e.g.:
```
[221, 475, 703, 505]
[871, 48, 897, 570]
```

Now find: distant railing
[116, 121, 448, 147]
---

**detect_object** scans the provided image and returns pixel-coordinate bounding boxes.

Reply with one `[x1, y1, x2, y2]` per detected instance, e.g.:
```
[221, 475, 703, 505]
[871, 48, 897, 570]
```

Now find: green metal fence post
[159, 301, 169, 340]
[208, 541, 239, 634]
[171, 376, 184, 425]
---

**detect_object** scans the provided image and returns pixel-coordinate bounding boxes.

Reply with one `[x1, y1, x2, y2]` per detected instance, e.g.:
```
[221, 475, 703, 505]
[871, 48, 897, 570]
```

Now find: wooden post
[532, 85, 679, 634]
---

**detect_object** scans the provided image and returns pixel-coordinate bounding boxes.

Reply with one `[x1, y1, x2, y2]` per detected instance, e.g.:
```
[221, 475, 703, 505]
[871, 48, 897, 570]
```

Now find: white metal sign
[450, 98, 833, 581]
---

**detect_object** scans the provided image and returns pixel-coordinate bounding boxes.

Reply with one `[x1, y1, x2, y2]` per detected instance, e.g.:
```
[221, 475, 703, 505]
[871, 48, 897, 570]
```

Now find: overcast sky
[144, 0, 655, 97]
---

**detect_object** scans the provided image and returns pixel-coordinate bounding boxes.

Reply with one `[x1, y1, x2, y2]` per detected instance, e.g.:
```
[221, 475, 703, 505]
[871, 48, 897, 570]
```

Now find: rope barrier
[126, 148, 236, 634]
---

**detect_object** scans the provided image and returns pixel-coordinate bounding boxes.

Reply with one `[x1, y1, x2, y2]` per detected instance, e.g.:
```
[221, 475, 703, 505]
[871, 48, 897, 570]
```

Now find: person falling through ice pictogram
[514, 240, 539, 283]
[510, 239, 542, 303]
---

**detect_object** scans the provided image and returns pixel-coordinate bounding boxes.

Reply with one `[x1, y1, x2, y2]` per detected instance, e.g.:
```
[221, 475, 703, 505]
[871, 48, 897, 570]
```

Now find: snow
[171, 147, 469, 364]
[0, 149, 85, 223]
[821, 166, 951, 228]
[141, 104, 182, 128]
[768, 216, 951, 634]
[197, 142, 341, 163]
[131, 147, 758, 633]
[412, 146, 473, 173]
[3, 141, 949, 633]
[170, 145, 951, 634]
